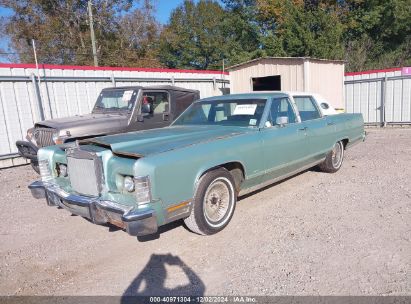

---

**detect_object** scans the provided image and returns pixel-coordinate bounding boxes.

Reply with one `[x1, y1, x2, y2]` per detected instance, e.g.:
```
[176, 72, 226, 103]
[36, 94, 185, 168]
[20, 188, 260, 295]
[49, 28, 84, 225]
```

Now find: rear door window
[293, 96, 321, 121]
[269, 97, 297, 124]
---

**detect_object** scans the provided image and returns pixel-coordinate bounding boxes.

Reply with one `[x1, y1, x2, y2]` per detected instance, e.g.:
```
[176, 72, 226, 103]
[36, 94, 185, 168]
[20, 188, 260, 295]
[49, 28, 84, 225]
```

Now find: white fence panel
[344, 69, 411, 125]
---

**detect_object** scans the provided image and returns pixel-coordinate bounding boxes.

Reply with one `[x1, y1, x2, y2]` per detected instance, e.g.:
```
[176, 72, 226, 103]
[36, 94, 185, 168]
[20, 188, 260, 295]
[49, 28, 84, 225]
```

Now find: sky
[155, 0, 190, 24]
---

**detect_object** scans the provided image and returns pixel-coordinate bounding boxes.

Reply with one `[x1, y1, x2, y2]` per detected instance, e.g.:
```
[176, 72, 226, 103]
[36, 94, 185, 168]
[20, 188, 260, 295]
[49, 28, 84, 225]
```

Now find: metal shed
[227, 57, 345, 109]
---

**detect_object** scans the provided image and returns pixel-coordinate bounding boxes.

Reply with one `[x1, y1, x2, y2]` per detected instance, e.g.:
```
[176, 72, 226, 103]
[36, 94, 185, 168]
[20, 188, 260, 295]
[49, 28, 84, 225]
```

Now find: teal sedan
[29, 92, 365, 237]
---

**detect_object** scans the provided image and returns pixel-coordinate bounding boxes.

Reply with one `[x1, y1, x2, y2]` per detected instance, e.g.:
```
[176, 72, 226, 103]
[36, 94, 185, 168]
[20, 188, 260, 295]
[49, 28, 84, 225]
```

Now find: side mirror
[141, 103, 152, 114]
[276, 116, 288, 126]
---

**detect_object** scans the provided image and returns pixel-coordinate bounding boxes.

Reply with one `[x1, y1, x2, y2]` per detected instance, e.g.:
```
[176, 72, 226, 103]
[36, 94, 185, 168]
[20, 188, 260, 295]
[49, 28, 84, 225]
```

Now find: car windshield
[93, 89, 139, 112]
[173, 98, 267, 127]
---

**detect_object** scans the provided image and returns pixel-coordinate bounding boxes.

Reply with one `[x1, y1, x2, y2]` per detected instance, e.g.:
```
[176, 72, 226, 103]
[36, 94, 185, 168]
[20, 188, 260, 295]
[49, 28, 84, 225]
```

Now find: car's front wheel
[184, 168, 236, 235]
[319, 140, 345, 173]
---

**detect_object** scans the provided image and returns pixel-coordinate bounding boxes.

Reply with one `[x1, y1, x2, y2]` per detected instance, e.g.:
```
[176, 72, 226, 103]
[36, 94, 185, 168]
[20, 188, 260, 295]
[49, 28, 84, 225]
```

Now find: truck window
[94, 89, 138, 111]
[293, 96, 321, 121]
[269, 97, 296, 124]
[143, 92, 170, 114]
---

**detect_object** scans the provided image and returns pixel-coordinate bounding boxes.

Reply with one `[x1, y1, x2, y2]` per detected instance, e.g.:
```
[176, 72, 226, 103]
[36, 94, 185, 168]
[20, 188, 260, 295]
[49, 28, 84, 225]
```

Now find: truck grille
[33, 128, 55, 147]
[66, 149, 103, 197]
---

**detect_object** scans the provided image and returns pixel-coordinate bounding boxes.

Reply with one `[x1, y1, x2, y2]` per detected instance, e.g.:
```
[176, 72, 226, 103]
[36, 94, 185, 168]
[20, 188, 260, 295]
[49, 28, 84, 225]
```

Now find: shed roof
[227, 57, 345, 71]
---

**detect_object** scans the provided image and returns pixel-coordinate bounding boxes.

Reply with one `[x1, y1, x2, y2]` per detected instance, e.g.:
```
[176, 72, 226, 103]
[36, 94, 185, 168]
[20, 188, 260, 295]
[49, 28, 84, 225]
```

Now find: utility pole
[88, 0, 98, 67]
[31, 39, 41, 84]
[222, 58, 225, 89]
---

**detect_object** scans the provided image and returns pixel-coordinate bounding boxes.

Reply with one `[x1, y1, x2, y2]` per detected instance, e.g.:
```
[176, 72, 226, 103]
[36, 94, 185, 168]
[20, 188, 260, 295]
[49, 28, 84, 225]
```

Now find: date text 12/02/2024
[149, 296, 256, 303]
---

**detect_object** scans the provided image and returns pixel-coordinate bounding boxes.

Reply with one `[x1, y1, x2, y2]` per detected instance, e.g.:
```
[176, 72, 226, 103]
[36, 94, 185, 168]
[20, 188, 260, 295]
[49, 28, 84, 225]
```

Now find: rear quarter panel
[326, 113, 365, 147]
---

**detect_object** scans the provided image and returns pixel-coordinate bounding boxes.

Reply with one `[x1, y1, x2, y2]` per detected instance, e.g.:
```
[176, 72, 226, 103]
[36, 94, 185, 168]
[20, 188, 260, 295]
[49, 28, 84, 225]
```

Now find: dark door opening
[252, 75, 281, 91]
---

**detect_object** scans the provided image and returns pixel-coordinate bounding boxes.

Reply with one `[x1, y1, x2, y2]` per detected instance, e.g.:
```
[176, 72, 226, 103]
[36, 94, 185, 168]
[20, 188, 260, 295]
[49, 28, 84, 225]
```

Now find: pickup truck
[16, 85, 200, 173]
[29, 92, 365, 237]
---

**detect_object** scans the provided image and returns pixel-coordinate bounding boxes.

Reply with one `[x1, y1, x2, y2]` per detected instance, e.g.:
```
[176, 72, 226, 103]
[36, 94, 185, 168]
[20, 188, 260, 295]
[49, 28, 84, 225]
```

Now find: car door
[260, 97, 309, 183]
[293, 95, 333, 161]
[128, 90, 171, 131]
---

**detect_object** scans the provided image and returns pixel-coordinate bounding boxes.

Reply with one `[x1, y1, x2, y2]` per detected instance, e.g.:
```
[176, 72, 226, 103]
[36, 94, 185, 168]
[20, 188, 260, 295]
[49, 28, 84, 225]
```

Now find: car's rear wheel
[184, 168, 236, 235]
[319, 140, 345, 173]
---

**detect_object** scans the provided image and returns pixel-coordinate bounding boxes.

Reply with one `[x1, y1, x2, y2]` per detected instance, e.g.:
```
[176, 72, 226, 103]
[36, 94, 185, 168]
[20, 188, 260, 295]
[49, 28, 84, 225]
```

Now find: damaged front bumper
[16, 140, 39, 161]
[29, 181, 158, 236]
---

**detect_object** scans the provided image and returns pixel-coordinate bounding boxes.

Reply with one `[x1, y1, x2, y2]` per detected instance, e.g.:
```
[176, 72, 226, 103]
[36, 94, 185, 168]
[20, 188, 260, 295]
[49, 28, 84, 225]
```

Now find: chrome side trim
[239, 158, 325, 196]
[164, 200, 193, 223]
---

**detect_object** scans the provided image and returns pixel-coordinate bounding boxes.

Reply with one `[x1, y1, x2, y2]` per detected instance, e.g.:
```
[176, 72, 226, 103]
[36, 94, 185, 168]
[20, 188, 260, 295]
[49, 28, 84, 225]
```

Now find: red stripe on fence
[345, 67, 402, 76]
[0, 63, 229, 75]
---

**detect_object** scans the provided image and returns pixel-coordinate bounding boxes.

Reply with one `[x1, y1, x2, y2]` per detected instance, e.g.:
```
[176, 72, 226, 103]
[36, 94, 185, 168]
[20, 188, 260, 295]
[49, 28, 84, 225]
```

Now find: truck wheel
[184, 168, 236, 235]
[319, 141, 344, 173]
[31, 161, 40, 174]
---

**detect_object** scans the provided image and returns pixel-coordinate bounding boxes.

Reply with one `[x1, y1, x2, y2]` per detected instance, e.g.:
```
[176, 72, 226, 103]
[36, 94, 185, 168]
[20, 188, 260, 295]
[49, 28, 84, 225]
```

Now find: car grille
[33, 128, 55, 147]
[66, 149, 103, 197]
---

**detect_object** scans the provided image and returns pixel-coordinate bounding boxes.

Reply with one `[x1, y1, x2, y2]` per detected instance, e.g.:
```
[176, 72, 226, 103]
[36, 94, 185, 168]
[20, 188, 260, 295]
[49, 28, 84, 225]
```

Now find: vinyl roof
[101, 85, 199, 93]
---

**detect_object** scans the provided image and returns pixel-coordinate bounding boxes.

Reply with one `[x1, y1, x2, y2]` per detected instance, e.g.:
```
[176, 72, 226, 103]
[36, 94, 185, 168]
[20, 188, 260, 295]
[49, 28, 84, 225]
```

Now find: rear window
[293, 96, 321, 121]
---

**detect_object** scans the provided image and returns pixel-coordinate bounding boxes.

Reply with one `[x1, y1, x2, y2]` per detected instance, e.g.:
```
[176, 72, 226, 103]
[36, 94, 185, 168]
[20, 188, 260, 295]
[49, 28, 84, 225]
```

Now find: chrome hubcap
[204, 180, 231, 224]
[331, 142, 343, 168]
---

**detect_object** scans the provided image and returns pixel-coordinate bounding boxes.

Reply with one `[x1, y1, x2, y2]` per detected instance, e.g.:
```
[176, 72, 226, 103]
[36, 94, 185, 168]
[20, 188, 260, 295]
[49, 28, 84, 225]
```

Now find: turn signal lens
[134, 176, 151, 205]
[39, 159, 52, 182]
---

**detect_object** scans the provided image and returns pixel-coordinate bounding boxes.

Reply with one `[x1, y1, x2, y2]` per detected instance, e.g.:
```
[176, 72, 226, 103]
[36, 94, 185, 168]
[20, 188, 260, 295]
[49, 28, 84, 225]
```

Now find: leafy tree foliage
[0, 0, 409, 71]
[256, 0, 345, 59]
[0, 0, 161, 67]
[159, 0, 245, 69]
[222, 0, 410, 71]
[342, 0, 411, 71]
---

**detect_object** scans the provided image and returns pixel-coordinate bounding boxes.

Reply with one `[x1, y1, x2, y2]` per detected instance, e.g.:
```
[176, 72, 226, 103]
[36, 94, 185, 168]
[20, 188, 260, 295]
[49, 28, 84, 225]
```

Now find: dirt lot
[0, 128, 410, 296]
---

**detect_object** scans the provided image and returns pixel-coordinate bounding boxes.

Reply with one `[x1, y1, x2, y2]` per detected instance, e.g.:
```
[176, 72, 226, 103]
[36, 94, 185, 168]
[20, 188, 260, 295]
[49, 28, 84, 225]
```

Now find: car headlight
[123, 176, 135, 192]
[39, 159, 53, 182]
[134, 176, 152, 205]
[56, 163, 68, 177]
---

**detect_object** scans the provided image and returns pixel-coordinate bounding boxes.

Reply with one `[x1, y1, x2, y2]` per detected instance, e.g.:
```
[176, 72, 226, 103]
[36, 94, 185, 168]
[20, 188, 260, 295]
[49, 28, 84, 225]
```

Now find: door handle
[298, 127, 307, 131]
[327, 122, 335, 126]
[163, 113, 169, 121]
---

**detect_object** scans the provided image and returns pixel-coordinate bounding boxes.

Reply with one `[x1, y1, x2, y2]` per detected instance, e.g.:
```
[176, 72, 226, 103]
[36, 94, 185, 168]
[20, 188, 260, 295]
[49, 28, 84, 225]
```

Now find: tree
[342, 0, 411, 71]
[159, 0, 258, 70]
[0, 0, 161, 67]
[158, 0, 225, 70]
[256, 0, 345, 59]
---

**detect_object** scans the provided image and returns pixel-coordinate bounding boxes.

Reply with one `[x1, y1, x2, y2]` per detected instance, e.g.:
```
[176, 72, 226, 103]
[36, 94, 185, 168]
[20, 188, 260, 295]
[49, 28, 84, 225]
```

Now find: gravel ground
[0, 128, 410, 296]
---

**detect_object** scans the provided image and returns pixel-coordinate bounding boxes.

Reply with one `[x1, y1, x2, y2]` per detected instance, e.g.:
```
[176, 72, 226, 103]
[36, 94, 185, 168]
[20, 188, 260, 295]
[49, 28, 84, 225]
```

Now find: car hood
[81, 125, 253, 157]
[36, 113, 128, 137]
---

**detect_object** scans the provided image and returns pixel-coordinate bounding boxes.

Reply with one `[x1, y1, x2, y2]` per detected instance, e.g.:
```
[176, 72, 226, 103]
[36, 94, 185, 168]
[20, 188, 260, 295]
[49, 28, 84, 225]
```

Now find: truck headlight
[27, 128, 36, 144]
[39, 159, 53, 182]
[27, 128, 34, 140]
[52, 132, 64, 145]
[134, 176, 151, 205]
[123, 176, 135, 192]
[56, 163, 68, 177]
